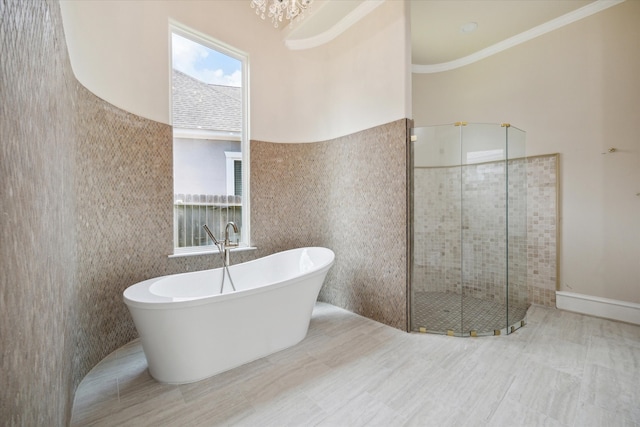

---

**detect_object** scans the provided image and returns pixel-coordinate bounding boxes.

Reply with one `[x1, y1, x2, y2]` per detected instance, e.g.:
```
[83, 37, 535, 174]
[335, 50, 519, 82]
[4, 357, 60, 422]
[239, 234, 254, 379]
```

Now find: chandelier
[250, 0, 313, 28]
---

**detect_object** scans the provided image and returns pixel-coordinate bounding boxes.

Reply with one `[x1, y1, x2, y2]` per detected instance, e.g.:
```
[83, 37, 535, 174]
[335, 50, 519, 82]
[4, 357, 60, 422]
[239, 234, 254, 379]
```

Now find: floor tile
[71, 302, 640, 427]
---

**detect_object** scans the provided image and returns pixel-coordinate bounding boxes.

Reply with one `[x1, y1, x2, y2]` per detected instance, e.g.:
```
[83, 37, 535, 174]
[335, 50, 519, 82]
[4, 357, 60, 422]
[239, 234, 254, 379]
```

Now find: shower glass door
[410, 123, 528, 336]
[411, 124, 463, 334]
[506, 125, 527, 332]
[460, 124, 508, 336]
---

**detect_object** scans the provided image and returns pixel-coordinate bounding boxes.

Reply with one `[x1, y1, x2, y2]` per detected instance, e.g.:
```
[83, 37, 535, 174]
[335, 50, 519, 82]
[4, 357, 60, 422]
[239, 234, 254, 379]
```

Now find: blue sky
[172, 33, 242, 87]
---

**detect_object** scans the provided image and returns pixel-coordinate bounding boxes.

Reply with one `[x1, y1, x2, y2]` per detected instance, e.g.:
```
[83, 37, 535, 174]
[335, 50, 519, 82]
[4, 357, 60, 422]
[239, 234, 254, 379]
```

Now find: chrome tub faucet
[202, 222, 239, 293]
[223, 221, 239, 265]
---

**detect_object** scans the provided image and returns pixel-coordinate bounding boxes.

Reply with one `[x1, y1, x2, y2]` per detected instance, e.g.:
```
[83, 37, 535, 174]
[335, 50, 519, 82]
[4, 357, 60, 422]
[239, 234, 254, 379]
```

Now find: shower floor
[411, 291, 529, 336]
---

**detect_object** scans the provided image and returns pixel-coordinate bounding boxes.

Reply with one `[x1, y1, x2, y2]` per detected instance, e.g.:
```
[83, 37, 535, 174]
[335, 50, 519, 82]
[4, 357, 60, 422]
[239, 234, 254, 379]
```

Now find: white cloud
[172, 34, 207, 73]
[171, 34, 241, 87]
[198, 69, 242, 87]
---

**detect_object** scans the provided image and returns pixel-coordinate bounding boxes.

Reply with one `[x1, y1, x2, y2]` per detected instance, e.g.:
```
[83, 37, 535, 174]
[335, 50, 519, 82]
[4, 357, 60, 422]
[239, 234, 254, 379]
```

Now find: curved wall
[252, 120, 410, 331]
[412, 0, 640, 304]
[59, 0, 410, 143]
[2, 1, 78, 423]
[3, 1, 411, 424]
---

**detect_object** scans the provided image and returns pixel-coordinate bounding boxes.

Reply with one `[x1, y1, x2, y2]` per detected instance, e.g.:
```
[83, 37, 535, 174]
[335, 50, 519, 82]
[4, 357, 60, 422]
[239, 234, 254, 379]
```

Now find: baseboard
[556, 291, 640, 325]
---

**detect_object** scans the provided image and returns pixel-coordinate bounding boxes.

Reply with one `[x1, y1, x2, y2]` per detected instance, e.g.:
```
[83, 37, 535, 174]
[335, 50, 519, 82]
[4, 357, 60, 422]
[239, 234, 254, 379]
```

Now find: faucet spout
[223, 222, 239, 267]
[224, 221, 239, 246]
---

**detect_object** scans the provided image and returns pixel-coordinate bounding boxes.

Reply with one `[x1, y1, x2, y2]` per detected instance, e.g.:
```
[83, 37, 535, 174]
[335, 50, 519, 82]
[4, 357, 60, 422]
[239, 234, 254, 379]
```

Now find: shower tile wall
[527, 154, 558, 306]
[251, 119, 410, 331]
[413, 154, 557, 308]
[412, 166, 462, 295]
[461, 161, 511, 302]
[508, 158, 529, 308]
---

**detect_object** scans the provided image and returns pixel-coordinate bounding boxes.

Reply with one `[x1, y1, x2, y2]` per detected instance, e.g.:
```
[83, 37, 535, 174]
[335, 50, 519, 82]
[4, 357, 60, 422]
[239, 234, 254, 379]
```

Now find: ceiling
[284, 0, 599, 65]
[410, 0, 594, 65]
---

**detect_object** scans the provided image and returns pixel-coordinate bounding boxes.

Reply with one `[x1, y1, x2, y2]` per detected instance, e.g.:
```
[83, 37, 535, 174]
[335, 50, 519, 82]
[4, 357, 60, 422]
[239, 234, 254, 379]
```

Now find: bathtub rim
[123, 246, 334, 310]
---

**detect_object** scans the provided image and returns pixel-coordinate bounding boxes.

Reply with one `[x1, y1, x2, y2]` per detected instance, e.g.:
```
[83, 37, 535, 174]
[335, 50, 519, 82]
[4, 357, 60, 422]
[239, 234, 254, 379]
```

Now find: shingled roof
[172, 70, 241, 132]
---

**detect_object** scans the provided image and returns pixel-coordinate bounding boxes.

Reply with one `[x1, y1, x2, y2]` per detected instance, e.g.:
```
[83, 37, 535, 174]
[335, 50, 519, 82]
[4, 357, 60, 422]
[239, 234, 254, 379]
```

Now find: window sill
[168, 246, 257, 259]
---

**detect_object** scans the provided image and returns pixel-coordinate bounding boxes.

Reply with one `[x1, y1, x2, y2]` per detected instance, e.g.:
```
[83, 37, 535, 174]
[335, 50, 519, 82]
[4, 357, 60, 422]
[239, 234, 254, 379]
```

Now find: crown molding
[285, 0, 385, 50]
[413, 0, 625, 74]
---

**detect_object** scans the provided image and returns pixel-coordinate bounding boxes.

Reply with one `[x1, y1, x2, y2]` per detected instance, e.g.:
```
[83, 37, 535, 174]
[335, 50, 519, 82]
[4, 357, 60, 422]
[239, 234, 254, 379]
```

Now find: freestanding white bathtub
[123, 247, 334, 384]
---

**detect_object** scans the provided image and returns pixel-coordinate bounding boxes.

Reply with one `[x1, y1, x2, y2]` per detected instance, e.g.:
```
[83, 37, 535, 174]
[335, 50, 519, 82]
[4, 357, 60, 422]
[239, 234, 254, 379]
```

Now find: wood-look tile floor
[71, 302, 640, 426]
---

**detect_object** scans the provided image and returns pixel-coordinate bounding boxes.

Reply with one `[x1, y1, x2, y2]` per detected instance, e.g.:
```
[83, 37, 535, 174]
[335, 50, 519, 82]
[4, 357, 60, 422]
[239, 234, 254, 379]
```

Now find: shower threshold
[411, 291, 529, 337]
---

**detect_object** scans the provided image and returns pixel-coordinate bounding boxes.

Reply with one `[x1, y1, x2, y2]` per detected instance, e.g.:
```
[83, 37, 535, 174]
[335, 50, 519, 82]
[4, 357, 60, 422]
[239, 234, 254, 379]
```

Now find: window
[225, 151, 242, 196]
[170, 24, 249, 254]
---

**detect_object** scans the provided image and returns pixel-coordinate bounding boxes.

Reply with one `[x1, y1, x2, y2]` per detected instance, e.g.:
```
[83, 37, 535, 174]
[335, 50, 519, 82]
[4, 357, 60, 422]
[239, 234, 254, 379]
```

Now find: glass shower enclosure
[410, 123, 528, 336]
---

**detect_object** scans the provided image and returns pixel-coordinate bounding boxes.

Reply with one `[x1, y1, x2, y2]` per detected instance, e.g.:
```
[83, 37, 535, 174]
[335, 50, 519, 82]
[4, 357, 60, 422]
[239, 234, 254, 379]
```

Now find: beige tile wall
[1, 0, 79, 424]
[2, 1, 224, 423]
[2, 1, 557, 425]
[411, 154, 558, 308]
[73, 85, 209, 388]
[526, 154, 559, 307]
[251, 119, 410, 331]
[2, 2, 410, 421]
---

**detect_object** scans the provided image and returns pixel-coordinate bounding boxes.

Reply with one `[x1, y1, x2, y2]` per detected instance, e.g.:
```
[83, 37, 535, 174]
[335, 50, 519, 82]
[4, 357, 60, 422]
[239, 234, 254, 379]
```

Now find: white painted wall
[412, 1, 640, 304]
[285, 0, 409, 142]
[59, 0, 410, 143]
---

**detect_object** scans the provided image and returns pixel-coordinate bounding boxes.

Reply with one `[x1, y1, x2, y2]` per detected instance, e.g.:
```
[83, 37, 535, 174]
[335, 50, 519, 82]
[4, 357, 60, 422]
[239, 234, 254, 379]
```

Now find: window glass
[171, 28, 248, 253]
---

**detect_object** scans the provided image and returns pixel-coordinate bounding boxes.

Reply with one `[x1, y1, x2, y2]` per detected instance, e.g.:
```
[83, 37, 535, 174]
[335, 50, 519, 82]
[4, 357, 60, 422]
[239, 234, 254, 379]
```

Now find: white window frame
[225, 151, 242, 196]
[169, 21, 251, 256]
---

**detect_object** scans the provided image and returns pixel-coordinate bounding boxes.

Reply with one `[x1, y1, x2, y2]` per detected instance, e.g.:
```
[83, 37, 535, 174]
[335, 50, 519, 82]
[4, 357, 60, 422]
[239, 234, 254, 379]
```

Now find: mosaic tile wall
[1, 1, 555, 424]
[2, 1, 235, 423]
[72, 84, 219, 390]
[508, 158, 530, 308]
[412, 166, 463, 295]
[251, 119, 410, 330]
[527, 155, 559, 306]
[2, 3, 410, 423]
[73, 88, 257, 380]
[1, 0, 79, 424]
[412, 154, 558, 308]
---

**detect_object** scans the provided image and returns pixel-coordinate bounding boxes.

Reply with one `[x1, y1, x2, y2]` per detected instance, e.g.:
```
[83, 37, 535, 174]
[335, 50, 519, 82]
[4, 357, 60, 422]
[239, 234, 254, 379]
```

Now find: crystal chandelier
[250, 0, 313, 28]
